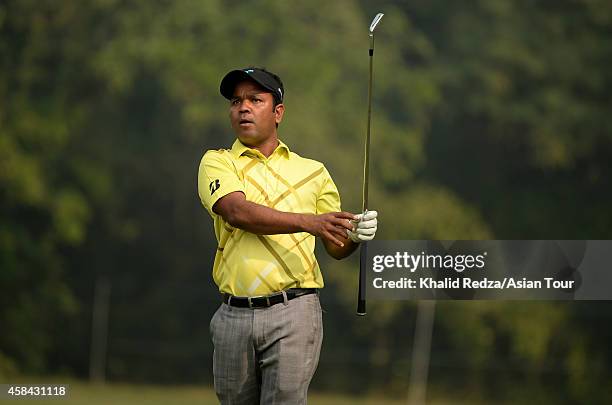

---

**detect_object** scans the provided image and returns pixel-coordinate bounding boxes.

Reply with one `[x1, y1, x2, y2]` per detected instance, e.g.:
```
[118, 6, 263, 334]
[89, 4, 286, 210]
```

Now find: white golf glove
[347, 210, 378, 243]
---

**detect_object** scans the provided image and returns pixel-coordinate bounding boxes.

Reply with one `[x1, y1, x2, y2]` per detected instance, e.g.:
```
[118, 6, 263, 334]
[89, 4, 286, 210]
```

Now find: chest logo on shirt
[209, 179, 220, 195]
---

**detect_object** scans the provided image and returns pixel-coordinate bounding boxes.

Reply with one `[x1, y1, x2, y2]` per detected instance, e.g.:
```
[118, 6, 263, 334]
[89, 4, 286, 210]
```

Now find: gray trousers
[210, 293, 323, 404]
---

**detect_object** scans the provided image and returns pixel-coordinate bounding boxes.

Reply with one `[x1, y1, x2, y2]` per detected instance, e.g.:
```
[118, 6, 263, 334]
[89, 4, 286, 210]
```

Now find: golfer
[198, 67, 378, 404]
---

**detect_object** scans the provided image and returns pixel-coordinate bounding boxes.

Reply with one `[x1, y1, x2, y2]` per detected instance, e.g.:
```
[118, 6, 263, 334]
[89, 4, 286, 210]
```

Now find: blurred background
[1, 0, 612, 403]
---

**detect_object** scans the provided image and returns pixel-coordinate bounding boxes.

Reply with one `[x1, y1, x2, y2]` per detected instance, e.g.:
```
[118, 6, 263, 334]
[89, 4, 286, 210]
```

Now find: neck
[247, 135, 279, 158]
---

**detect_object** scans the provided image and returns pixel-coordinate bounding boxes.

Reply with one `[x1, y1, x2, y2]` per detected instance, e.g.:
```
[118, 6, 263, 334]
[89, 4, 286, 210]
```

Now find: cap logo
[278, 88, 283, 98]
[245, 69, 254, 73]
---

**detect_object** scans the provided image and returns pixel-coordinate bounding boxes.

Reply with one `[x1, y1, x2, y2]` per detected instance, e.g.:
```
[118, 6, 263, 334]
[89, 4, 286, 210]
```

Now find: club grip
[357, 241, 367, 315]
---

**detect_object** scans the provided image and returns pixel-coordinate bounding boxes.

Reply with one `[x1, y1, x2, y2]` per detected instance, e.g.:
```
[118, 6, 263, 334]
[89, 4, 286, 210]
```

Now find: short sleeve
[198, 150, 245, 216]
[316, 167, 341, 214]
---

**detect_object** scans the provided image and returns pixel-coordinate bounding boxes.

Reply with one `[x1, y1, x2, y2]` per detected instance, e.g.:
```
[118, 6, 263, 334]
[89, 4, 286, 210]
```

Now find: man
[198, 67, 378, 404]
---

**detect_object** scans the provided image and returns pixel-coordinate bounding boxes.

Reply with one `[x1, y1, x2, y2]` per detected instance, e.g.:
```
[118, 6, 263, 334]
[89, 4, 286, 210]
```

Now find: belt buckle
[247, 294, 270, 308]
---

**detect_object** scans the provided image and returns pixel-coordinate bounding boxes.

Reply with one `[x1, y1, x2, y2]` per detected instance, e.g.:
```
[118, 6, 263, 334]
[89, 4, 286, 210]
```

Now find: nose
[238, 99, 252, 113]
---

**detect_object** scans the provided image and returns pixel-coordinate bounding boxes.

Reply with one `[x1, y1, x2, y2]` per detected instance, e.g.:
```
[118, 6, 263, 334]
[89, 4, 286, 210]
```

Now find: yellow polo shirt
[198, 139, 341, 296]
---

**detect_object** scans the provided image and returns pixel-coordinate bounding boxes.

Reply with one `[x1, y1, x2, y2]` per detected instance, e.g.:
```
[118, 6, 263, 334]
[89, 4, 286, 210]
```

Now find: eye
[252, 97, 262, 103]
[230, 99, 240, 105]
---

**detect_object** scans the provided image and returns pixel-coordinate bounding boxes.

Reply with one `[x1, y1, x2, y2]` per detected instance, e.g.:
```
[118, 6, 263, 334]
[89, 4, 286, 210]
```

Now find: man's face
[229, 80, 284, 147]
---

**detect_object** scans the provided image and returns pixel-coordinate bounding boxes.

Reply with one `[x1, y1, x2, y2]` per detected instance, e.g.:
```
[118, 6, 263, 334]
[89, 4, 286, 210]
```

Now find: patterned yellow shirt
[198, 139, 341, 296]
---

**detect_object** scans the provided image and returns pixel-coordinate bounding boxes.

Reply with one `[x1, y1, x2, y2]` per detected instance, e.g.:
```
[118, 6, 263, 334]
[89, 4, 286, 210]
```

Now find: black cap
[220, 67, 284, 104]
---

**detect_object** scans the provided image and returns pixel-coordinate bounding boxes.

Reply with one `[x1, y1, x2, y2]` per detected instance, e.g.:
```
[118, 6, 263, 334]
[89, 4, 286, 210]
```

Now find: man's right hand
[302, 212, 358, 247]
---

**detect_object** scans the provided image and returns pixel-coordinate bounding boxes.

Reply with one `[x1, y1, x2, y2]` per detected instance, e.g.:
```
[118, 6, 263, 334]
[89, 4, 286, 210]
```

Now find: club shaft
[357, 34, 375, 316]
[362, 35, 374, 212]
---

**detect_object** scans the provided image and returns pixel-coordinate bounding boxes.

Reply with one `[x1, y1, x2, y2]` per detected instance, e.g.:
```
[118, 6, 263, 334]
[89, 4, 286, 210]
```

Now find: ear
[274, 103, 285, 125]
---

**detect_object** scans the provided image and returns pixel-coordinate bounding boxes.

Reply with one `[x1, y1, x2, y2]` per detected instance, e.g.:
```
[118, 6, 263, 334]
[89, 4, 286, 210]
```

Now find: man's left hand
[347, 210, 378, 243]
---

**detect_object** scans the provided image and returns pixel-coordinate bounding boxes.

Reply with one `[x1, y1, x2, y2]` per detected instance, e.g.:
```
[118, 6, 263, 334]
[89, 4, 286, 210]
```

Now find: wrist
[297, 213, 313, 234]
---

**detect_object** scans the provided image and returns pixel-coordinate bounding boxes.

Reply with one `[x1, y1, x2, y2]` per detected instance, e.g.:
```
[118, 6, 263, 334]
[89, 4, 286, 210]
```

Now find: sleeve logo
[209, 179, 220, 195]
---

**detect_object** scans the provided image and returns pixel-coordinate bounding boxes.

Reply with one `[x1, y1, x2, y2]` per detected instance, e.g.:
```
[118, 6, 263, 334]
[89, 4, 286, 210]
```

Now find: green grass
[0, 378, 420, 405]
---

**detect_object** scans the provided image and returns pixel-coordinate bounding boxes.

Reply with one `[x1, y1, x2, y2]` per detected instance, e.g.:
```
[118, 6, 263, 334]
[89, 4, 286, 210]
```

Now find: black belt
[222, 288, 318, 309]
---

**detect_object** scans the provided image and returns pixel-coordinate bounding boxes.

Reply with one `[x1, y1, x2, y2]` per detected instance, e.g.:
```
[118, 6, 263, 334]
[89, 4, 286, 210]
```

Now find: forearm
[213, 192, 356, 246]
[224, 198, 309, 235]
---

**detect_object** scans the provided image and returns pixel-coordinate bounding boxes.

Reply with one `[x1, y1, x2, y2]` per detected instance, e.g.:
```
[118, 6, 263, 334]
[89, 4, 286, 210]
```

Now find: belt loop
[281, 290, 289, 306]
[248, 297, 253, 309]
[227, 295, 233, 311]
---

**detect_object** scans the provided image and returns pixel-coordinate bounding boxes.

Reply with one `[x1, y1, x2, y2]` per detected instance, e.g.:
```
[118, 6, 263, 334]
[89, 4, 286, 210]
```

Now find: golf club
[357, 12, 384, 316]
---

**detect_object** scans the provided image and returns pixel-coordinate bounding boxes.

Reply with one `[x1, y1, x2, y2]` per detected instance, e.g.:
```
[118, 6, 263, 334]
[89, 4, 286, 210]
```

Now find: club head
[369, 13, 384, 33]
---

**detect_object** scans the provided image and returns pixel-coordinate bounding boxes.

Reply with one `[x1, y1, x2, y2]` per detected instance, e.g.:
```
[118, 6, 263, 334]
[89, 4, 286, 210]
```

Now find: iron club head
[369, 13, 384, 33]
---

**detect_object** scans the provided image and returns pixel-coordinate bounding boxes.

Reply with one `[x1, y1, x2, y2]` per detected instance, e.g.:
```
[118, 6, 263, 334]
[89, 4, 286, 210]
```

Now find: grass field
[0, 378, 423, 405]
[0, 379, 418, 405]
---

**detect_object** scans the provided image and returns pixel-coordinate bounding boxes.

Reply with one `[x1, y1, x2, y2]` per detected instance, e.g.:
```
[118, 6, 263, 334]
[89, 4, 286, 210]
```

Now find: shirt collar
[230, 138, 291, 160]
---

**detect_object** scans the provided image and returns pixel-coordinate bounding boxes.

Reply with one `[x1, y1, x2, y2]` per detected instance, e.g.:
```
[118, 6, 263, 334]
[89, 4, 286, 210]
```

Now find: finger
[330, 225, 350, 240]
[361, 210, 377, 221]
[357, 219, 377, 229]
[324, 231, 345, 247]
[357, 227, 376, 236]
[359, 234, 375, 241]
[355, 226, 377, 235]
[331, 217, 355, 230]
[334, 211, 359, 221]
[325, 222, 348, 237]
